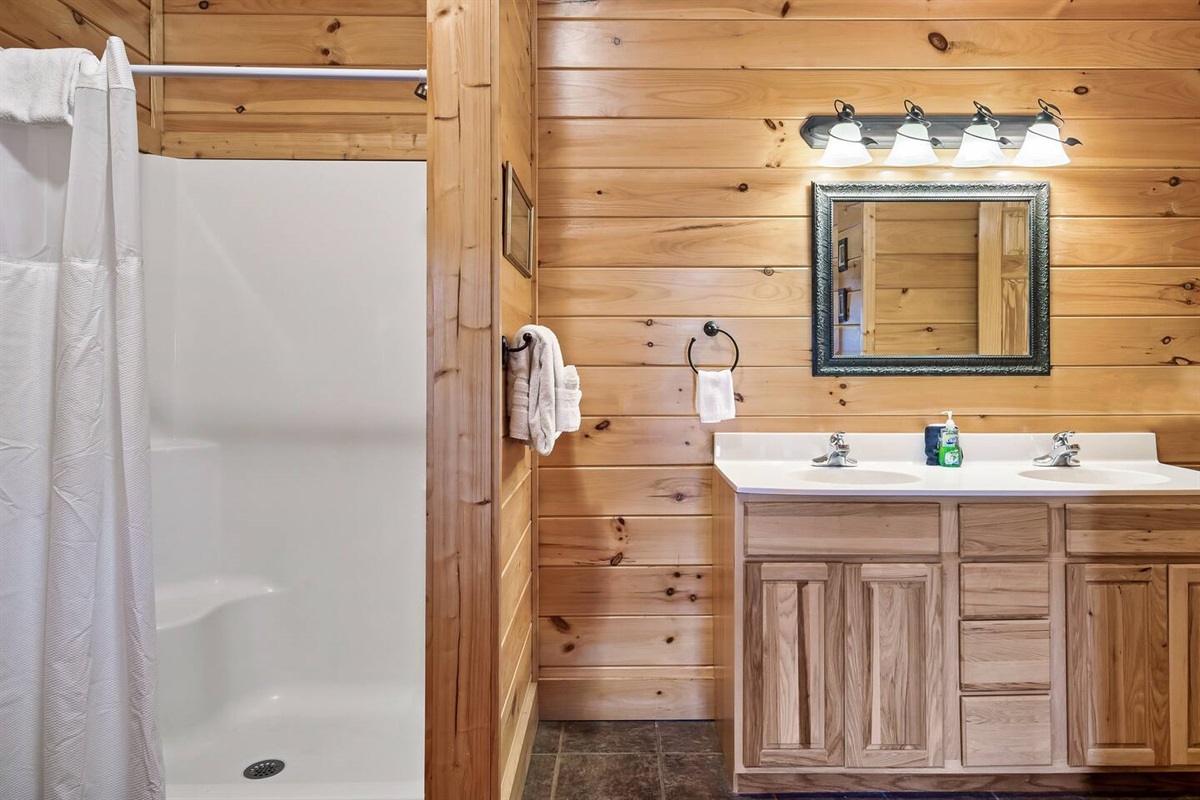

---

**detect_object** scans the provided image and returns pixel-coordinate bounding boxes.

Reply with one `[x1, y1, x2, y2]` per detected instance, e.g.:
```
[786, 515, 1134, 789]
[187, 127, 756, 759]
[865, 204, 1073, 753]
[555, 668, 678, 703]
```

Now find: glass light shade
[885, 122, 938, 166]
[1013, 121, 1070, 167]
[952, 124, 1007, 168]
[820, 121, 872, 167]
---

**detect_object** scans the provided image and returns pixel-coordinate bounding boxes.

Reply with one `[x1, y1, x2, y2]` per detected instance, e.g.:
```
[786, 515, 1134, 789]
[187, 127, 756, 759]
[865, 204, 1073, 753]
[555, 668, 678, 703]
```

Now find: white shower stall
[140, 157, 426, 800]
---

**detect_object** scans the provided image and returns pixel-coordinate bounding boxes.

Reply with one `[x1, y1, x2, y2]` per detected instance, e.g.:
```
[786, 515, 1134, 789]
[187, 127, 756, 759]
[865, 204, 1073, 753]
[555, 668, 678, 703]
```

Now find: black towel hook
[501, 332, 533, 369]
[687, 321, 739, 374]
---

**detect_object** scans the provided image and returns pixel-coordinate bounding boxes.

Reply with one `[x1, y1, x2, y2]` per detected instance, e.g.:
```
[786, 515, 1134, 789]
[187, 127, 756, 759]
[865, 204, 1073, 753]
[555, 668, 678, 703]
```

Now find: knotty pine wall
[159, 0, 426, 159]
[534, 0, 1200, 721]
[499, 0, 538, 796]
[0, 0, 159, 152]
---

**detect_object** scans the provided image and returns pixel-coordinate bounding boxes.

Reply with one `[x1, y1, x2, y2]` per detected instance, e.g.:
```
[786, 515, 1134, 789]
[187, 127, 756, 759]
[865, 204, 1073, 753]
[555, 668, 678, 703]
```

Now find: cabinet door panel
[1169, 564, 1200, 765]
[845, 563, 943, 768]
[744, 562, 844, 767]
[1067, 563, 1169, 767]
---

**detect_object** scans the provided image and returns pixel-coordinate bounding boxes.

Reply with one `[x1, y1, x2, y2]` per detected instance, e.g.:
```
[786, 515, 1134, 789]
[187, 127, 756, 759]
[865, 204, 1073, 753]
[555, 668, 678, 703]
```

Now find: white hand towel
[0, 46, 94, 126]
[506, 338, 532, 442]
[523, 324, 562, 456]
[555, 365, 582, 433]
[696, 369, 736, 423]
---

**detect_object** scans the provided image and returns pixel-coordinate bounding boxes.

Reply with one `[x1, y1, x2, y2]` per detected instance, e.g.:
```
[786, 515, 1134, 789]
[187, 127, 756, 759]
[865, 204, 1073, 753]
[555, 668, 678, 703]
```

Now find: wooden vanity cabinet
[1063, 504, 1200, 768]
[715, 482, 1200, 795]
[743, 562, 843, 767]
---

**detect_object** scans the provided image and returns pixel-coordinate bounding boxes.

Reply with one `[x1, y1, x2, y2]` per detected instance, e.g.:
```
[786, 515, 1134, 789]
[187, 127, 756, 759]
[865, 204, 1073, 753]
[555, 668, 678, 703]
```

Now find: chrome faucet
[812, 432, 857, 467]
[1034, 430, 1081, 467]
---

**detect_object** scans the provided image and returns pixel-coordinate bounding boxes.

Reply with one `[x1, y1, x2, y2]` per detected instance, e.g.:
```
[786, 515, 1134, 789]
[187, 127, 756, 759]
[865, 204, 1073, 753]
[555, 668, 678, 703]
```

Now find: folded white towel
[696, 369, 736, 423]
[506, 340, 532, 442]
[0, 46, 94, 126]
[556, 365, 582, 433]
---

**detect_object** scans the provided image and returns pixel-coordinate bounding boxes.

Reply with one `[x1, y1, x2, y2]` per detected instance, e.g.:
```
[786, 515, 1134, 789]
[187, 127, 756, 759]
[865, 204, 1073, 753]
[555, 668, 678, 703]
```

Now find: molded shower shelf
[155, 576, 278, 631]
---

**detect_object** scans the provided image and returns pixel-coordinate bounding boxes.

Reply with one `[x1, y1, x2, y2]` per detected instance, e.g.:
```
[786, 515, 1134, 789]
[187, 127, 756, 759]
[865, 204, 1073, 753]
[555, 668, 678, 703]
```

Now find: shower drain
[243, 759, 286, 780]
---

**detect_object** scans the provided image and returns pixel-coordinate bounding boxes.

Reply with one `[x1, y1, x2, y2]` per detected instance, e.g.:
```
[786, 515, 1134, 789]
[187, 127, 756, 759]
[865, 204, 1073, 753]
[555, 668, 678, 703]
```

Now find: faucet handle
[1053, 430, 1076, 446]
[829, 431, 848, 448]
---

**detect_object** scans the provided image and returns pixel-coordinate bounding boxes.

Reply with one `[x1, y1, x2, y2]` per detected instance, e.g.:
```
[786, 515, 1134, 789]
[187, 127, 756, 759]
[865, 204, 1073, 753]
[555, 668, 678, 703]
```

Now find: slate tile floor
[522, 721, 1199, 800]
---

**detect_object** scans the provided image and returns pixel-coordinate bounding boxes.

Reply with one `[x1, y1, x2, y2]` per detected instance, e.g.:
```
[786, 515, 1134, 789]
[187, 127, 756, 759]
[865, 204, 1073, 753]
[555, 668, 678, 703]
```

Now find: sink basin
[795, 468, 922, 486]
[1017, 467, 1170, 487]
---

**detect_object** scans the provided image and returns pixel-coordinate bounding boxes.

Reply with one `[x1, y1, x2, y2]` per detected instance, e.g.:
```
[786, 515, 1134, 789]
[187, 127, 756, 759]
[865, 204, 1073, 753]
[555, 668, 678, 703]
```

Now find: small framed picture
[837, 237, 849, 272]
[503, 162, 534, 278]
[837, 288, 850, 323]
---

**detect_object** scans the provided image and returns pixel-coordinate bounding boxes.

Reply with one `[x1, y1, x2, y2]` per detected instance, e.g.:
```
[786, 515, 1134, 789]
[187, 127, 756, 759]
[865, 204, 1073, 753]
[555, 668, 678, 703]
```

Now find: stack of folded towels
[507, 325, 582, 456]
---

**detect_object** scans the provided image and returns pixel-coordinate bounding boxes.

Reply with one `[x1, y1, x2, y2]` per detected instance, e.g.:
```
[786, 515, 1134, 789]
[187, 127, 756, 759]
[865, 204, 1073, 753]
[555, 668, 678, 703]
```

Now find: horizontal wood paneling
[544, 415, 1200, 467]
[160, 4, 426, 159]
[0, 0, 150, 58]
[160, 130, 425, 159]
[572, 366, 1199, 417]
[538, 1, 1200, 20]
[164, 14, 424, 65]
[539, 666, 713, 720]
[540, 216, 1198, 267]
[164, 0, 425, 13]
[539, 466, 711, 516]
[542, 118, 1199, 170]
[539, 615, 711, 666]
[1051, 268, 1199, 316]
[540, 20, 1199, 69]
[541, 566, 712, 616]
[539, 268, 809, 316]
[535, 3, 1200, 720]
[541, 168, 1200, 219]
[162, 77, 426, 114]
[539, 515, 712, 566]
[541, 69, 1200, 120]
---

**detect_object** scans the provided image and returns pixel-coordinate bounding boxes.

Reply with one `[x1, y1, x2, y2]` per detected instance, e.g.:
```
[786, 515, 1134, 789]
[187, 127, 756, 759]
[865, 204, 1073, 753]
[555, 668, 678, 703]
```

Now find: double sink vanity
[712, 431, 1200, 794]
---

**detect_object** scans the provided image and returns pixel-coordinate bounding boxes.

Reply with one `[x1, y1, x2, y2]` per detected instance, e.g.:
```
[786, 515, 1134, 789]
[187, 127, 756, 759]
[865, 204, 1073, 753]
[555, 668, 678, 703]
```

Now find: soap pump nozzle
[941, 410, 957, 431]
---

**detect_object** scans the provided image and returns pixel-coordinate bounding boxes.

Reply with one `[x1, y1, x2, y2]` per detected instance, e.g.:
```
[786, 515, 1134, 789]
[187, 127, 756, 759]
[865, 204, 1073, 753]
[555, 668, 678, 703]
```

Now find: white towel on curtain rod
[0, 38, 164, 800]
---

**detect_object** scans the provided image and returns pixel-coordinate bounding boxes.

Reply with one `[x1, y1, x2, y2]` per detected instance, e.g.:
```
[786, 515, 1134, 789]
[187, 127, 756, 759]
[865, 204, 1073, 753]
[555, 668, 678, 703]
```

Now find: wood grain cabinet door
[1169, 564, 1200, 765]
[744, 562, 844, 767]
[1067, 564, 1170, 767]
[844, 563, 944, 768]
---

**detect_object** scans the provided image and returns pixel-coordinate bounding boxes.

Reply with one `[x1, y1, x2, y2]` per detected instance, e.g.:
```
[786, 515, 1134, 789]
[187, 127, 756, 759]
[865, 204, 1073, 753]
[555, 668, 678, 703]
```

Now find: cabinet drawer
[961, 562, 1049, 618]
[959, 504, 1049, 557]
[744, 502, 940, 557]
[1067, 504, 1200, 556]
[960, 619, 1050, 691]
[962, 695, 1052, 767]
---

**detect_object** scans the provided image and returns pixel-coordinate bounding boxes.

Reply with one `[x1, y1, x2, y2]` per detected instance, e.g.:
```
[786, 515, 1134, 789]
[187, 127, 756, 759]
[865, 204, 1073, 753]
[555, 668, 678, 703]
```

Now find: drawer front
[745, 502, 940, 557]
[1067, 504, 1200, 556]
[961, 562, 1049, 618]
[960, 619, 1051, 691]
[962, 695, 1052, 767]
[959, 504, 1049, 557]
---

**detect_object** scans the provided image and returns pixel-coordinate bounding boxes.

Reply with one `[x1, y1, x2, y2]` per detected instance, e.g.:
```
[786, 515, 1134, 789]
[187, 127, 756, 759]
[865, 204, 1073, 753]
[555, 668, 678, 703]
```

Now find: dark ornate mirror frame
[812, 181, 1050, 376]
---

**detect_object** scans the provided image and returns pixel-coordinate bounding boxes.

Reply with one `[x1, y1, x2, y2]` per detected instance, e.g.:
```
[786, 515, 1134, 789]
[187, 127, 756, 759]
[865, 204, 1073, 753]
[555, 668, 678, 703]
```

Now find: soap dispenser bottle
[937, 411, 963, 467]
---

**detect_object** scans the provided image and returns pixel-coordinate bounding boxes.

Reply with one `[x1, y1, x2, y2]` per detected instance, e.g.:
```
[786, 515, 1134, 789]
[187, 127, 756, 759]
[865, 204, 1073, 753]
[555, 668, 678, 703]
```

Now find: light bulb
[820, 121, 872, 167]
[1013, 121, 1070, 167]
[886, 121, 938, 166]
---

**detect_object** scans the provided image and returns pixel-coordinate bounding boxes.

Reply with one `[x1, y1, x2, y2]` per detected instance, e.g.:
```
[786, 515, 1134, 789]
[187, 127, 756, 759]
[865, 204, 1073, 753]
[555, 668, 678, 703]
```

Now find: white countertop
[713, 432, 1200, 497]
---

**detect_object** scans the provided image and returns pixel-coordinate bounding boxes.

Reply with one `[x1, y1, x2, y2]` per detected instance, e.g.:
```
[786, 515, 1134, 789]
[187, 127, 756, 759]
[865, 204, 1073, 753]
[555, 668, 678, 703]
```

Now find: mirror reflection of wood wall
[832, 201, 1031, 357]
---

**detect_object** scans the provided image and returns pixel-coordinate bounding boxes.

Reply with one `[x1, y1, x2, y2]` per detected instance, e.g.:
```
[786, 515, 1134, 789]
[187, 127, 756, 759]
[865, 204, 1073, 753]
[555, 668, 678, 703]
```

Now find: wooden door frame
[426, 1, 503, 798]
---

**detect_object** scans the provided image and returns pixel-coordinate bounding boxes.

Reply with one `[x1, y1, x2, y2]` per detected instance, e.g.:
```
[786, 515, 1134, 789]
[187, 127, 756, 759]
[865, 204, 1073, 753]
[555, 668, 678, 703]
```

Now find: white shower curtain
[0, 38, 163, 800]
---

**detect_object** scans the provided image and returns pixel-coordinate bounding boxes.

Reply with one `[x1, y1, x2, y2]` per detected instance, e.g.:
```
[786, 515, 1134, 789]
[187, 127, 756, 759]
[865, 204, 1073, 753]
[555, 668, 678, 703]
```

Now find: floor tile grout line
[546, 724, 564, 800]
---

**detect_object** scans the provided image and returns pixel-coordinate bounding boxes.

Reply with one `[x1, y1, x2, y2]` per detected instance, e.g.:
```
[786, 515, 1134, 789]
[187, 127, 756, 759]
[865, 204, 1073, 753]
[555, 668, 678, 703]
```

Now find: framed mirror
[812, 182, 1050, 376]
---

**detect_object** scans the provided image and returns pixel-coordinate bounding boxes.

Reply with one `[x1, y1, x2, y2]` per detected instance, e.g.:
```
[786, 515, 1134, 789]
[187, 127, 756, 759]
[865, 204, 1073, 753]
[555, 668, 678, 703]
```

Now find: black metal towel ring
[687, 321, 739, 374]
[501, 332, 533, 369]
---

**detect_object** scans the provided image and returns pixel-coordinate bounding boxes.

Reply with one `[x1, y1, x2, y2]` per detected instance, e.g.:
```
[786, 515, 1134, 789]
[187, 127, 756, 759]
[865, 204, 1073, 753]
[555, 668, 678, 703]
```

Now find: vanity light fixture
[818, 100, 875, 168]
[1012, 99, 1082, 167]
[952, 101, 1009, 168]
[884, 100, 941, 167]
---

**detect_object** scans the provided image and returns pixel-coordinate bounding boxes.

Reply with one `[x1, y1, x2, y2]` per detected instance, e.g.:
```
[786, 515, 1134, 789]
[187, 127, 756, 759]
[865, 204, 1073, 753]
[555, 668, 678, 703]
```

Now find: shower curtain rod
[128, 65, 427, 81]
